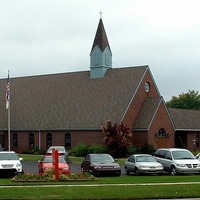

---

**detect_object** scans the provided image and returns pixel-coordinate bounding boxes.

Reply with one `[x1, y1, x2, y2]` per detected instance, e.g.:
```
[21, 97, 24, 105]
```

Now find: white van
[153, 148, 200, 175]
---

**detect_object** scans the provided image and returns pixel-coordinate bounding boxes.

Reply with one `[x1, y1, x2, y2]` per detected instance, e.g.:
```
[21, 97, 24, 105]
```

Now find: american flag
[5, 71, 10, 109]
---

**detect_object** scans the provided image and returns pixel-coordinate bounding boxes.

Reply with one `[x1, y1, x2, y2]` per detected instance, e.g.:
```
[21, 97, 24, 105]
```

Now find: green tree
[166, 90, 200, 110]
[101, 121, 132, 158]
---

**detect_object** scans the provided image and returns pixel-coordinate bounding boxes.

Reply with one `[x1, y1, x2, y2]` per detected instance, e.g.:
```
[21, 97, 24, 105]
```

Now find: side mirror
[19, 157, 23, 161]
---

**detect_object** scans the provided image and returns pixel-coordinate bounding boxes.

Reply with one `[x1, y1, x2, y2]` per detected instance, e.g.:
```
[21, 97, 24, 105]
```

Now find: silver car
[154, 148, 200, 175]
[46, 146, 69, 162]
[125, 154, 163, 175]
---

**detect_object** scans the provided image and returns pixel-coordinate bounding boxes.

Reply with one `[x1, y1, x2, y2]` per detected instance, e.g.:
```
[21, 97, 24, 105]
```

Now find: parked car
[81, 153, 121, 176]
[153, 148, 200, 175]
[46, 146, 69, 162]
[125, 154, 163, 175]
[196, 153, 200, 159]
[0, 151, 23, 177]
[38, 155, 70, 175]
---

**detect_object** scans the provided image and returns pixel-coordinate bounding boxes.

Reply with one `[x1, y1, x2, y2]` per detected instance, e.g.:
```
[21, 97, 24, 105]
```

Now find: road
[22, 161, 125, 175]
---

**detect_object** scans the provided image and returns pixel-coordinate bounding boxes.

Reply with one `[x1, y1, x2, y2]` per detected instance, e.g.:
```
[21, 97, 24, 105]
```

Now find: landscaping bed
[12, 170, 97, 182]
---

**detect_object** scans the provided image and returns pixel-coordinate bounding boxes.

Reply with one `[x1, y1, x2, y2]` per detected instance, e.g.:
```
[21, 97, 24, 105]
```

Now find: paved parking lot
[22, 161, 125, 175]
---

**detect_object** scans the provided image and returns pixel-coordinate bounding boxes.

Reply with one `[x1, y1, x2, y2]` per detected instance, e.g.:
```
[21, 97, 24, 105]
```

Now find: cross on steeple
[99, 10, 103, 18]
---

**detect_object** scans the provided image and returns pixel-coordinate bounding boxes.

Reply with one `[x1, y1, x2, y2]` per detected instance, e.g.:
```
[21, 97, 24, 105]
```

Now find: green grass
[0, 175, 200, 199]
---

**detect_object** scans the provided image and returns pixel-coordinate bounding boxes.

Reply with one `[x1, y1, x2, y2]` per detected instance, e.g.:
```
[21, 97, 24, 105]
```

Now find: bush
[72, 144, 107, 157]
[88, 145, 107, 154]
[127, 145, 140, 155]
[140, 144, 156, 155]
[72, 143, 89, 157]
[22, 146, 45, 155]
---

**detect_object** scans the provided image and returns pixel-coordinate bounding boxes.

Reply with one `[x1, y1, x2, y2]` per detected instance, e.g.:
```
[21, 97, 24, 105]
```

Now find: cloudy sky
[0, 0, 200, 101]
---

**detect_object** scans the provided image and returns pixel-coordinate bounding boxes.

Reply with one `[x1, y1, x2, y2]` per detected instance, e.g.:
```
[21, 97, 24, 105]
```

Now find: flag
[5, 71, 10, 109]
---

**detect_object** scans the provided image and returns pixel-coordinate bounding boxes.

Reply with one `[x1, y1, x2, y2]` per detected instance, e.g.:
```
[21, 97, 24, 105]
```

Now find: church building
[0, 17, 200, 153]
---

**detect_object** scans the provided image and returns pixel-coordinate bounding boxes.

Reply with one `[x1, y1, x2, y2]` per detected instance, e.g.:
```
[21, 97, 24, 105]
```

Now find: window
[46, 133, 52, 147]
[29, 133, 35, 147]
[12, 133, 18, 147]
[158, 128, 166, 137]
[65, 133, 71, 149]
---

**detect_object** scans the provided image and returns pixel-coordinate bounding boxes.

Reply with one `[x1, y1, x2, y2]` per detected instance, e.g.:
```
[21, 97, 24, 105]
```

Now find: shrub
[127, 145, 140, 155]
[88, 144, 107, 154]
[140, 144, 156, 155]
[72, 143, 89, 157]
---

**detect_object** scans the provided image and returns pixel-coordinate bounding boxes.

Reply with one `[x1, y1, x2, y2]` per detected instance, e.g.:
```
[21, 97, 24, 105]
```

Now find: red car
[38, 155, 70, 175]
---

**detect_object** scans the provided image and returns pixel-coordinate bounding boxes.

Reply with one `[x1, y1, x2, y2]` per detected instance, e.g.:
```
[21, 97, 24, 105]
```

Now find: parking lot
[22, 160, 126, 175]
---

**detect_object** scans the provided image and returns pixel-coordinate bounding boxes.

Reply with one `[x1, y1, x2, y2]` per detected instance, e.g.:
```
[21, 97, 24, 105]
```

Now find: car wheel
[81, 167, 85, 174]
[135, 168, 140, 176]
[125, 167, 130, 175]
[171, 166, 177, 175]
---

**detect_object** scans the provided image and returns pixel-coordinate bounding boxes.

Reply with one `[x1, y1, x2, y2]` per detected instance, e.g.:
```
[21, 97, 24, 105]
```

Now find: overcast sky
[0, 0, 200, 101]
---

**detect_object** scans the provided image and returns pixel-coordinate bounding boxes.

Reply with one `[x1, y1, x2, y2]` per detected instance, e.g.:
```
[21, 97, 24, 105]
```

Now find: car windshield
[90, 154, 115, 163]
[136, 156, 156, 162]
[172, 150, 195, 160]
[48, 147, 65, 152]
[43, 156, 66, 163]
[0, 153, 18, 160]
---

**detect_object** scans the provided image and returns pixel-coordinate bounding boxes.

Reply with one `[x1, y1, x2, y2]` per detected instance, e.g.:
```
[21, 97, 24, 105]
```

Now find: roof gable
[133, 97, 162, 130]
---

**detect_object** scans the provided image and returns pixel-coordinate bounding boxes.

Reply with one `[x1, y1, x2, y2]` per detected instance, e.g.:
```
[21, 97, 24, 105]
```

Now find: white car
[0, 151, 23, 177]
[125, 154, 163, 175]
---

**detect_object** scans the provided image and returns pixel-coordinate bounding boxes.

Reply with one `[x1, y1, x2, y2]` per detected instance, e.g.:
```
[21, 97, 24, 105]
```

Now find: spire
[91, 18, 112, 53]
[90, 17, 112, 78]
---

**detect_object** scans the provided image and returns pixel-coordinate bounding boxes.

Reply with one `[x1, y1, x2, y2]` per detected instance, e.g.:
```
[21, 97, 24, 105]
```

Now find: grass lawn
[11, 154, 200, 199]
[0, 175, 200, 199]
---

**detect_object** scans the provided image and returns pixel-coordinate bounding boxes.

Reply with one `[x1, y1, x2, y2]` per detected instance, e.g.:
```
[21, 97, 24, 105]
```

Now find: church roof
[169, 108, 200, 130]
[0, 66, 148, 131]
[133, 97, 162, 130]
[91, 18, 111, 53]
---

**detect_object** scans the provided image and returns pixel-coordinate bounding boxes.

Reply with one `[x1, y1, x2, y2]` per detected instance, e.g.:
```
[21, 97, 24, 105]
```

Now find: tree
[101, 121, 132, 158]
[166, 90, 200, 110]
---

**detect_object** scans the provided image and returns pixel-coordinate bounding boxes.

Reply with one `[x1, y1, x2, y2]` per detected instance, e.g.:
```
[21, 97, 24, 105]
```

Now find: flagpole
[8, 94, 10, 151]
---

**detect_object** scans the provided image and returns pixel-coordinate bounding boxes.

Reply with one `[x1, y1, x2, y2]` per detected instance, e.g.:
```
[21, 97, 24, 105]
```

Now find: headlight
[176, 164, 186, 167]
[63, 167, 69, 170]
[16, 163, 21, 167]
[114, 166, 120, 169]
[94, 166, 101, 169]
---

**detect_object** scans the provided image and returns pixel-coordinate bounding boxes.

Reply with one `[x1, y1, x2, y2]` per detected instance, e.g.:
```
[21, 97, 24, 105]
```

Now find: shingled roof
[169, 108, 200, 130]
[0, 66, 148, 131]
[133, 97, 162, 130]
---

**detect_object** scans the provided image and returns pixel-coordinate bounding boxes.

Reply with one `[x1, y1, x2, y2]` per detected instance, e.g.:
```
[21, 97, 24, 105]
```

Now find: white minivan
[153, 148, 200, 175]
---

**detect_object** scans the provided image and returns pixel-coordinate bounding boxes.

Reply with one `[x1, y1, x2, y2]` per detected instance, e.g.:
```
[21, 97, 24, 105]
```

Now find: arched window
[156, 128, 166, 137]
[12, 133, 18, 146]
[46, 133, 52, 147]
[29, 133, 35, 147]
[65, 133, 71, 149]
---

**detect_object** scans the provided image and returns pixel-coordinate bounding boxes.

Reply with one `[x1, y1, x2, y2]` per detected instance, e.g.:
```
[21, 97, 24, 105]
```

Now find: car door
[126, 156, 136, 171]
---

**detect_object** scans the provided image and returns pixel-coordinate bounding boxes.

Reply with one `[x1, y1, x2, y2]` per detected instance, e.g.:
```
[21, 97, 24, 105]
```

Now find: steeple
[90, 17, 112, 78]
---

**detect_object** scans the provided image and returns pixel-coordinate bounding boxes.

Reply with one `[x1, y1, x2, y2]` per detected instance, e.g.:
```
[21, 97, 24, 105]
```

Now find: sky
[0, 0, 200, 101]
